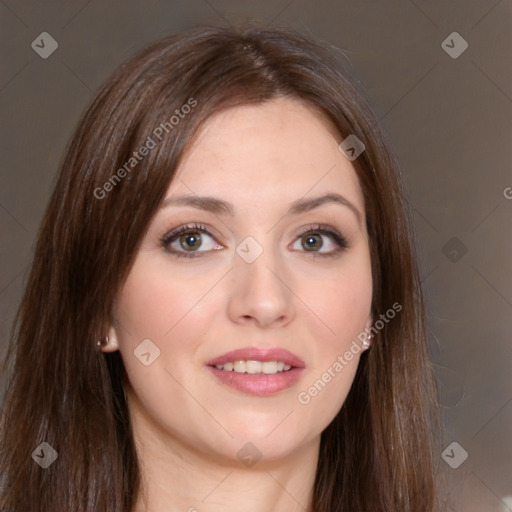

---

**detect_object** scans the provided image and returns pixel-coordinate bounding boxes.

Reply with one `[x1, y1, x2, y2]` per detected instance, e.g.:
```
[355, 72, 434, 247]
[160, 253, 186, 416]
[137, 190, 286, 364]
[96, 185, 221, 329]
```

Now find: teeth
[214, 360, 292, 374]
[233, 360, 246, 373]
[262, 361, 279, 374]
[246, 360, 263, 374]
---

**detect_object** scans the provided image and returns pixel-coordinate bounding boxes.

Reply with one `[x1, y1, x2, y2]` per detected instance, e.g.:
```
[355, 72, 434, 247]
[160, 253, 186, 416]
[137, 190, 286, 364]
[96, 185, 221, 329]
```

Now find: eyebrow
[287, 193, 363, 226]
[161, 195, 234, 215]
[160, 192, 363, 226]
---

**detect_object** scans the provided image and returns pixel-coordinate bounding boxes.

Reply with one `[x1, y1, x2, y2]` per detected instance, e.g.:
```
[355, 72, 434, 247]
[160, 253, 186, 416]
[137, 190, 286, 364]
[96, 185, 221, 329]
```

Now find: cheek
[112, 253, 225, 407]
[114, 255, 218, 343]
[297, 256, 373, 341]
[292, 254, 372, 413]
[111, 256, 223, 436]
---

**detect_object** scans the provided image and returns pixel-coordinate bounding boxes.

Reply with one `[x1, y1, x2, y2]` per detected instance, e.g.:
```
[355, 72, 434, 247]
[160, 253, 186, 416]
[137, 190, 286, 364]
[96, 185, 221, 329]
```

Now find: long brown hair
[0, 24, 442, 511]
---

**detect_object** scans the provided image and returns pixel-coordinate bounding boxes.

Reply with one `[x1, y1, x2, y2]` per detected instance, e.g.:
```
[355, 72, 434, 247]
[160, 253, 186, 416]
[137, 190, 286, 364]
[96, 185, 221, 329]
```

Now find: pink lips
[206, 347, 305, 396]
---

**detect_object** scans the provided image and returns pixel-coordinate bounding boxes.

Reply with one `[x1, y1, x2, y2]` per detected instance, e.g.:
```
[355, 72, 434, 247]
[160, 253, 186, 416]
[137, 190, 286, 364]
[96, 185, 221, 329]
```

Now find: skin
[103, 97, 373, 512]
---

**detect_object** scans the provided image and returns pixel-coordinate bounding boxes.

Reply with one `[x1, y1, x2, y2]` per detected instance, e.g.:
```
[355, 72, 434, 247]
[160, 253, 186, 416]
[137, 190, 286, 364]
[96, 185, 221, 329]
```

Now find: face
[107, 97, 373, 463]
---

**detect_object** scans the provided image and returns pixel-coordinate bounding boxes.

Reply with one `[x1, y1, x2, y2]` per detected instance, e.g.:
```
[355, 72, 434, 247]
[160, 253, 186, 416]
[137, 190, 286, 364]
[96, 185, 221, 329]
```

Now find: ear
[98, 324, 120, 353]
[362, 312, 373, 350]
[365, 311, 373, 332]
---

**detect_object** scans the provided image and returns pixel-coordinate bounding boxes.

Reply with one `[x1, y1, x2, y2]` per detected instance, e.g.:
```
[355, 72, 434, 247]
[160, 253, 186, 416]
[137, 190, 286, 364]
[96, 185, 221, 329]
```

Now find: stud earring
[362, 335, 372, 349]
[96, 336, 108, 350]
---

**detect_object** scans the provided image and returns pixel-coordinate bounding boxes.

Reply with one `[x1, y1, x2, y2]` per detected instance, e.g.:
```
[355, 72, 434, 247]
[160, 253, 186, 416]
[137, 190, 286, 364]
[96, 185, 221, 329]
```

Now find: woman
[0, 24, 442, 511]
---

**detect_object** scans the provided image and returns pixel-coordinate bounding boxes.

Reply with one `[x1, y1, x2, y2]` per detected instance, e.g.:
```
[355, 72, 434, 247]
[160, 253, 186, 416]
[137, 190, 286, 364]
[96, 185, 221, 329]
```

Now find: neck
[127, 389, 319, 512]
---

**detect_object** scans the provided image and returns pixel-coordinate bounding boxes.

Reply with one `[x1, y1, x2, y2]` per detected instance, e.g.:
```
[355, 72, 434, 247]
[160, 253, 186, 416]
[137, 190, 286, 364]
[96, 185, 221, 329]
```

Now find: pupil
[181, 232, 201, 251]
[304, 234, 321, 250]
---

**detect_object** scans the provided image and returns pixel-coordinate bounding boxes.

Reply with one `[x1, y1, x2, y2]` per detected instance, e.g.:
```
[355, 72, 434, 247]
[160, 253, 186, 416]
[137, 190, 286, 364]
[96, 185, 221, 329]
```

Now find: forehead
[171, 97, 365, 217]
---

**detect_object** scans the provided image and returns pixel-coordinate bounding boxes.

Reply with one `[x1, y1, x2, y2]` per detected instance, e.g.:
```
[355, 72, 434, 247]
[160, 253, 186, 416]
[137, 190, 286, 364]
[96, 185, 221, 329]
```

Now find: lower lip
[206, 366, 304, 396]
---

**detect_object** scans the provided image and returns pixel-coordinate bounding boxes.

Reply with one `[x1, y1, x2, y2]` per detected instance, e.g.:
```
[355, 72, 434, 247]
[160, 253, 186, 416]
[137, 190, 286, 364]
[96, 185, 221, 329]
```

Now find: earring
[96, 337, 108, 350]
[362, 335, 372, 349]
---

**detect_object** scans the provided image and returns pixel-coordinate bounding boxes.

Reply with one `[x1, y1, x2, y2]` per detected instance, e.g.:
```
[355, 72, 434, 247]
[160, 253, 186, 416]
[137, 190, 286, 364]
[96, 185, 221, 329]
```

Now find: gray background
[1, 1, 511, 510]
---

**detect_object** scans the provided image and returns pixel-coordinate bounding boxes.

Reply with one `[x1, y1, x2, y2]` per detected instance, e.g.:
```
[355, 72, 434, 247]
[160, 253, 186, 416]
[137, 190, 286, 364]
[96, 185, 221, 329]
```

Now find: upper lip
[206, 347, 305, 368]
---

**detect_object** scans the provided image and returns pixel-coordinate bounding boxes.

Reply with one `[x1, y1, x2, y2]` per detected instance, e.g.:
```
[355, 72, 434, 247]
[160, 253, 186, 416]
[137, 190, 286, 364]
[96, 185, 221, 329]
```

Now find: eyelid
[160, 223, 216, 246]
[292, 223, 350, 255]
[160, 223, 221, 258]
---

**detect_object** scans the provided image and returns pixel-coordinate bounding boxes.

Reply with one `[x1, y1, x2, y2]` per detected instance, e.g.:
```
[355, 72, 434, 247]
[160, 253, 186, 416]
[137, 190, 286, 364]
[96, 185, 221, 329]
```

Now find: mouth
[205, 347, 305, 396]
[212, 359, 294, 373]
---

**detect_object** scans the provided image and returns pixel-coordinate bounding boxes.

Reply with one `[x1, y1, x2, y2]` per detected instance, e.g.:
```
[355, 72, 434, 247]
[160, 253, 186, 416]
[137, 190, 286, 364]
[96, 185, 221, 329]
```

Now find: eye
[290, 224, 349, 257]
[160, 223, 223, 258]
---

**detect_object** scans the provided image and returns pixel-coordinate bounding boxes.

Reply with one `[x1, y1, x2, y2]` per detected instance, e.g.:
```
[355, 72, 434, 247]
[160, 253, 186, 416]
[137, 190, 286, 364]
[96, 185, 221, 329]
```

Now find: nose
[227, 243, 295, 329]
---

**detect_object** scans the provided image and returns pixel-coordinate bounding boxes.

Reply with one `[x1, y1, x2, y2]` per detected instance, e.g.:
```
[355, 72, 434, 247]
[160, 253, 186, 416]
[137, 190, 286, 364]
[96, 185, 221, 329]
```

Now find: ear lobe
[98, 325, 120, 352]
[362, 313, 373, 350]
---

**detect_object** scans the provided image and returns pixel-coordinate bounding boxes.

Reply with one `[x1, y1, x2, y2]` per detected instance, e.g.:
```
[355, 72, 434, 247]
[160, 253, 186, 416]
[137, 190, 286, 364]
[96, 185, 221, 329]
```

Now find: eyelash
[160, 223, 350, 259]
[296, 224, 350, 257]
[160, 223, 217, 259]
